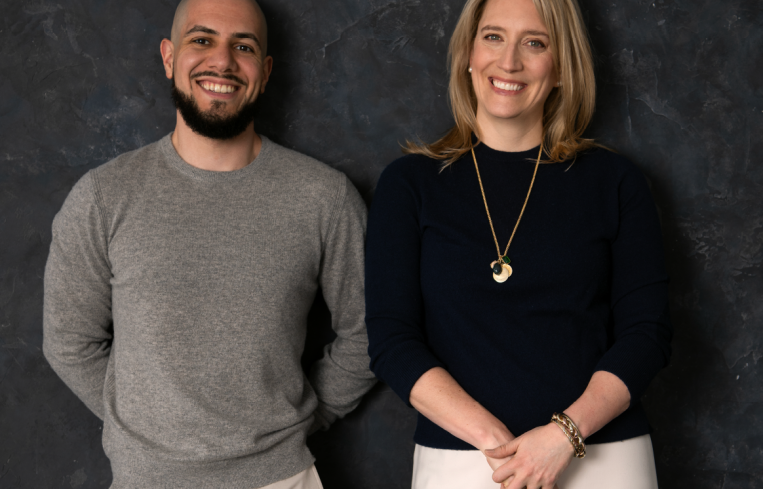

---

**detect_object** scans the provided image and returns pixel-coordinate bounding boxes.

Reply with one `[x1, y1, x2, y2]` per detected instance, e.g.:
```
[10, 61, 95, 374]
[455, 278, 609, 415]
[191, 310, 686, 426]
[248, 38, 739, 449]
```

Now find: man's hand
[484, 423, 573, 489]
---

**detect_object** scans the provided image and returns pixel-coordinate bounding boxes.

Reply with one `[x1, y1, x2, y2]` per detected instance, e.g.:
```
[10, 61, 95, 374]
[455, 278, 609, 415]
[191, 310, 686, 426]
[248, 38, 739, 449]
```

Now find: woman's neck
[475, 111, 544, 152]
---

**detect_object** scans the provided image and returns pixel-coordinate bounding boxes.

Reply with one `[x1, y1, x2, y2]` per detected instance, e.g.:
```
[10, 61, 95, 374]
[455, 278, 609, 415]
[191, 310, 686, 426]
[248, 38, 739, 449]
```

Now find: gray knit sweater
[43, 134, 376, 488]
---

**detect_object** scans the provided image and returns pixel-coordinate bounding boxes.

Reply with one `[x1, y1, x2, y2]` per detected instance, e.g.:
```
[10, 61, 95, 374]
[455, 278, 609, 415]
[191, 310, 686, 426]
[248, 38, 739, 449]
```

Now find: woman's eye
[485, 34, 501, 41]
[528, 40, 545, 48]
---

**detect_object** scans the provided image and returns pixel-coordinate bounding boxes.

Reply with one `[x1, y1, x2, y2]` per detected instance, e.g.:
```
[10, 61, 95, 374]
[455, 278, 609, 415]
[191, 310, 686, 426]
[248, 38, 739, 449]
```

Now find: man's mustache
[190, 71, 246, 86]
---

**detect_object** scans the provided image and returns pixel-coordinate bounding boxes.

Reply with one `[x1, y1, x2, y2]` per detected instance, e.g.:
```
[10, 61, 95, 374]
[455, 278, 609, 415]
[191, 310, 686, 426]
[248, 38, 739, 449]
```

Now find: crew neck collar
[470, 134, 543, 163]
[160, 133, 273, 181]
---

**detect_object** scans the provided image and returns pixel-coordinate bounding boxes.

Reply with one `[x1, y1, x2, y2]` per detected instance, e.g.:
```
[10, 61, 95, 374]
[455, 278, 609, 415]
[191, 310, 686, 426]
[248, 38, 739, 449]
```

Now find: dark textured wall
[1, 0, 761, 487]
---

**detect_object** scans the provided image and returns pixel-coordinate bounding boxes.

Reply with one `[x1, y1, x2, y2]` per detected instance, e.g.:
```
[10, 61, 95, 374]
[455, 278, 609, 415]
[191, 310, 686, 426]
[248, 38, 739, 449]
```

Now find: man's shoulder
[89, 136, 168, 185]
[262, 137, 343, 177]
[260, 137, 351, 197]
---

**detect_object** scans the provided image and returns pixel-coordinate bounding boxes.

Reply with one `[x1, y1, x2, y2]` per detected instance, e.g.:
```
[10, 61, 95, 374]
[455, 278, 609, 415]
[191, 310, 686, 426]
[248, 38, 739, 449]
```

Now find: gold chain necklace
[471, 143, 542, 283]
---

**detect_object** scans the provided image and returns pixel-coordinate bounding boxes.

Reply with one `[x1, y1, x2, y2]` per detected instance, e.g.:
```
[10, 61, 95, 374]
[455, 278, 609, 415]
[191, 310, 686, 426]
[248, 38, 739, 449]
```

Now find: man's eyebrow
[186, 25, 218, 36]
[232, 32, 262, 49]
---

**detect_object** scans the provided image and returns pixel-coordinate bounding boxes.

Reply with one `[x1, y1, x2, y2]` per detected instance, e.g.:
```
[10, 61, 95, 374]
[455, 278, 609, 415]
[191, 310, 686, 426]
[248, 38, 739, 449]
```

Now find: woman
[364, 0, 672, 487]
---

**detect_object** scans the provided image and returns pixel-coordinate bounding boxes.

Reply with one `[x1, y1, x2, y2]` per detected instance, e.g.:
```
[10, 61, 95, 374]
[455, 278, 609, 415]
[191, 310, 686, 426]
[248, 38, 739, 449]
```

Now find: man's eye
[192, 38, 209, 45]
[236, 45, 253, 52]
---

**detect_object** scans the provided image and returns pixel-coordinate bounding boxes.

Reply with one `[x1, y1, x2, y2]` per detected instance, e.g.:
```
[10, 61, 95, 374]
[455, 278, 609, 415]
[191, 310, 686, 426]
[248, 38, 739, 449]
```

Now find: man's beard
[171, 79, 258, 140]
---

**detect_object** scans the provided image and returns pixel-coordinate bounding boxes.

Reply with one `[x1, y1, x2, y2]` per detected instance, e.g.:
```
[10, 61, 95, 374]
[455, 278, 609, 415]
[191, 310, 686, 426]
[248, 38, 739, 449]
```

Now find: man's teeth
[492, 80, 524, 91]
[200, 81, 237, 93]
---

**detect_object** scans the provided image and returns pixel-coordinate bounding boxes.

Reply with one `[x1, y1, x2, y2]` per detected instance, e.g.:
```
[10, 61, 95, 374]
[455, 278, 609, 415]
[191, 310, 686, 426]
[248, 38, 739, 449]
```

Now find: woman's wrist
[552, 413, 586, 458]
[476, 423, 514, 452]
[409, 367, 514, 451]
[560, 371, 631, 441]
[562, 408, 590, 439]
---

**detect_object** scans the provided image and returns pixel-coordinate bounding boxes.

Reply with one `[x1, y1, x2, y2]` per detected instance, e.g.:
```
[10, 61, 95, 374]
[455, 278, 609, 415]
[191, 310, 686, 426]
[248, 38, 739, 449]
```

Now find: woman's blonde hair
[406, 0, 598, 165]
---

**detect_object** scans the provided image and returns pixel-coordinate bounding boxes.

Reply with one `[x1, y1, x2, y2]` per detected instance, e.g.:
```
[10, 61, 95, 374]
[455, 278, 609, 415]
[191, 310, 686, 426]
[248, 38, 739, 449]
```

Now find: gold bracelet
[551, 412, 586, 459]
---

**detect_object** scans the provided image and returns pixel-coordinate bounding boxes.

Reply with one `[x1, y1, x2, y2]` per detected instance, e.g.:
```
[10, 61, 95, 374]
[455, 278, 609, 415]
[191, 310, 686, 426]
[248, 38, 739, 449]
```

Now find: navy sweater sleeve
[595, 163, 672, 401]
[365, 159, 446, 405]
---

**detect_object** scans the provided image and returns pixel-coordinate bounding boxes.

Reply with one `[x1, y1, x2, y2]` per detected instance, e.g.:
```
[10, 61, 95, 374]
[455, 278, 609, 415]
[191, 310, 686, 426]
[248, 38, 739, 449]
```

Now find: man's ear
[160, 39, 174, 80]
[260, 56, 273, 94]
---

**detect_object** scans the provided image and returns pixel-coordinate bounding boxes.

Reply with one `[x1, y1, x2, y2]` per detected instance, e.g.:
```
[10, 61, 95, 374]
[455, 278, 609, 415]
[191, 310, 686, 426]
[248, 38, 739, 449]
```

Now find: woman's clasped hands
[484, 422, 574, 489]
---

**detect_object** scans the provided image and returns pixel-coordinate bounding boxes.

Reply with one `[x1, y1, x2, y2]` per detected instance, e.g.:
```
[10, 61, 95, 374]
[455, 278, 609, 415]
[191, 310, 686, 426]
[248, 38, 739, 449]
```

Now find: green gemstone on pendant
[502, 256, 511, 265]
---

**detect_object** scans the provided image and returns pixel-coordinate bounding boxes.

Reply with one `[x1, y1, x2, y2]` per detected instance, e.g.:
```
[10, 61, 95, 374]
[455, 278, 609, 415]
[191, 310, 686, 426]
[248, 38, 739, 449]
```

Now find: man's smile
[198, 80, 240, 93]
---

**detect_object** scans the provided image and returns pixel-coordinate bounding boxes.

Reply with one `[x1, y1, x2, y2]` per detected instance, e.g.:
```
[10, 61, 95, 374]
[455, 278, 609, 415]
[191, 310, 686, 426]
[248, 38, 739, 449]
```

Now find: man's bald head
[170, 0, 268, 55]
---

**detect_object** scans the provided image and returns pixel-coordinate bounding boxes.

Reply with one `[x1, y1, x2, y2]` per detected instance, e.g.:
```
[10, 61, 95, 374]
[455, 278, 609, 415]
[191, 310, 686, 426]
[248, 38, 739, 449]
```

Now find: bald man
[42, 0, 376, 487]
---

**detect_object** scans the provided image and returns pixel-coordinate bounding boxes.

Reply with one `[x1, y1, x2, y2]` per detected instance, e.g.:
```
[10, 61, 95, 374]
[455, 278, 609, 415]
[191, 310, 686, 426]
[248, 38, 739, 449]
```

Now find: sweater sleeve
[308, 176, 377, 431]
[594, 163, 672, 402]
[365, 161, 446, 407]
[43, 172, 113, 420]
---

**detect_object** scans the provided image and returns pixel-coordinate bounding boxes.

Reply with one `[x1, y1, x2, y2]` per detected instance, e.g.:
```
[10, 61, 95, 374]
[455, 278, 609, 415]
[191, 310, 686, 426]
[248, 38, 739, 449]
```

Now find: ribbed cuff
[370, 339, 445, 408]
[594, 334, 667, 402]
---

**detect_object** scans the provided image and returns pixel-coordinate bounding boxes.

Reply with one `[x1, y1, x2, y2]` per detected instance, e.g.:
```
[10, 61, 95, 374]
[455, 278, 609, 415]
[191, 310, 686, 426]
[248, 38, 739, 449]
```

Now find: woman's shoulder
[570, 146, 646, 181]
[573, 145, 628, 166]
[571, 147, 655, 204]
[378, 152, 444, 185]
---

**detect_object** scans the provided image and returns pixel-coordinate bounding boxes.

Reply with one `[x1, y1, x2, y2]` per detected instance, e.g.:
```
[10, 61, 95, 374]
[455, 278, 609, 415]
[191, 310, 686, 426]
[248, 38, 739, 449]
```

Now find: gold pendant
[491, 260, 513, 283]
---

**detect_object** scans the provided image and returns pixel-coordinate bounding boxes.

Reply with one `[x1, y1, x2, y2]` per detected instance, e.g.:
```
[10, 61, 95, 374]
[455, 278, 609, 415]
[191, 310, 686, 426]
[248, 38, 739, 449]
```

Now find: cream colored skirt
[258, 465, 324, 489]
[412, 435, 658, 489]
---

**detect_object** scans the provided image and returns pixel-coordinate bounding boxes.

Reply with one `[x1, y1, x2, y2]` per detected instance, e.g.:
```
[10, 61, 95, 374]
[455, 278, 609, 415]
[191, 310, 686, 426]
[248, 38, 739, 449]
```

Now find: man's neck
[476, 110, 544, 153]
[171, 112, 261, 172]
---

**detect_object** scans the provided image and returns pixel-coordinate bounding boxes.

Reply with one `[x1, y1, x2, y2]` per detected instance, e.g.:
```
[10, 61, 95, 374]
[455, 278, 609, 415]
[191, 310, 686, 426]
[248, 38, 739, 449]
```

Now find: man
[42, 0, 376, 487]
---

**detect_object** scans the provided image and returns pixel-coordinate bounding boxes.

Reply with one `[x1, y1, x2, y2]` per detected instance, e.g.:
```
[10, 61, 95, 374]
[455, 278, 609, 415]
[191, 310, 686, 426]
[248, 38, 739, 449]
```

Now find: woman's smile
[489, 77, 527, 93]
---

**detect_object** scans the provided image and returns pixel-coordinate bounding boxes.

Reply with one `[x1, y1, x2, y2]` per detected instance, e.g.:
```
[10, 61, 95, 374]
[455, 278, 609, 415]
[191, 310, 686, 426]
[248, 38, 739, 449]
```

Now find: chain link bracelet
[551, 412, 586, 459]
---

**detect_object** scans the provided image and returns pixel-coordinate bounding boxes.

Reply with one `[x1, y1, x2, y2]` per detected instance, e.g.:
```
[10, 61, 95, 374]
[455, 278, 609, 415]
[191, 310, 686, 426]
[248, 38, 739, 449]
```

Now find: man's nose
[206, 44, 238, 73]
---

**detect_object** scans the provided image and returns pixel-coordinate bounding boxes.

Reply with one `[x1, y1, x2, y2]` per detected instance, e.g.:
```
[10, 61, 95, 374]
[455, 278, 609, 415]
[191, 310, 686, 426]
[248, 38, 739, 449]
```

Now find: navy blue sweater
[365, 142, 672, 449]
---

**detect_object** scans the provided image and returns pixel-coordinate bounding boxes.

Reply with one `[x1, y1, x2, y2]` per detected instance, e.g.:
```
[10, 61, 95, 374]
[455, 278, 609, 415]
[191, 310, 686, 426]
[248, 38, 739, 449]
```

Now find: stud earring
[556, 81, 562, 87]
[468, 67, 473, 73]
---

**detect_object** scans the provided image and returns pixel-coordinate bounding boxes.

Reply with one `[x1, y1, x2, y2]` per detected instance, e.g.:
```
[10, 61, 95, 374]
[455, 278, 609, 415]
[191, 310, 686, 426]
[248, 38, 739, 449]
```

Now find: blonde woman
[364, 0, 671, 487]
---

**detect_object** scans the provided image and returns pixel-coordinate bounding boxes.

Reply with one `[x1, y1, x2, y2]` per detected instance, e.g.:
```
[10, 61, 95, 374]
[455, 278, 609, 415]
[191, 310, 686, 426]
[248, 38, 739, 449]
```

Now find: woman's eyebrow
[480, 24, 506, 32]
[479, 25, 549, 37]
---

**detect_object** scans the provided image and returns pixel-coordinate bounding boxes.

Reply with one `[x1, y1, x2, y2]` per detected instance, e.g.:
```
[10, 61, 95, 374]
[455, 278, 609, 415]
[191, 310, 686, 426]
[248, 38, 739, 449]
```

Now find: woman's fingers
[500, 473, 562, 488]
[504, 478, 551, 489]
[498, 474, 514, 488]
[502, 473, 529, 489]
[485, 453, 511, 471]
[485, 437, 520, 460]
[492, 455, 516, 483]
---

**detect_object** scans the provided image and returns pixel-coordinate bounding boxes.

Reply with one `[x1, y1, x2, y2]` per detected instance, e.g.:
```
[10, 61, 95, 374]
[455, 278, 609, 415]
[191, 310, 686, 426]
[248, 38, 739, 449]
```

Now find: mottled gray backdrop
[1, 0, 762, 487]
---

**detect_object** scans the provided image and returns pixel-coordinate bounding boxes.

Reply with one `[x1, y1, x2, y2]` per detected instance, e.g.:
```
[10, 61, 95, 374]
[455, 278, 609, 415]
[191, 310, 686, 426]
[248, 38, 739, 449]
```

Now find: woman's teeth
[492, 80, 524, 91]
[199, 81, 237, 93]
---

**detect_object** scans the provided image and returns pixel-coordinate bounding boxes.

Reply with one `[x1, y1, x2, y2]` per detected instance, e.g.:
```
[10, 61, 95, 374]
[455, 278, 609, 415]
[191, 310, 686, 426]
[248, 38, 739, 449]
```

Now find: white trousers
[259, 465, 324, 489]
[412, 435, 658, 489]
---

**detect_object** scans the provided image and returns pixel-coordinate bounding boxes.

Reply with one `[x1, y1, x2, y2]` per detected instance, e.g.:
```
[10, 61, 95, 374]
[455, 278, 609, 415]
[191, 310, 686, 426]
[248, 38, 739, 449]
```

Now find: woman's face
[469, 0, 558, 130]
